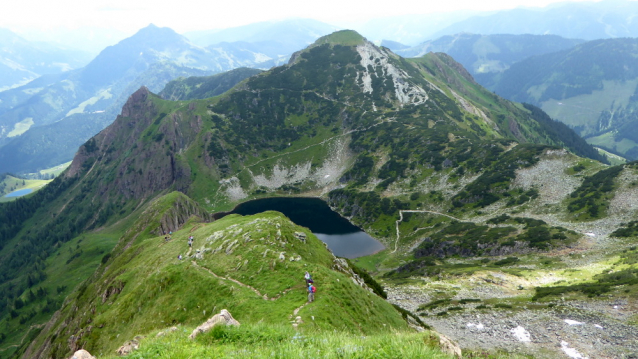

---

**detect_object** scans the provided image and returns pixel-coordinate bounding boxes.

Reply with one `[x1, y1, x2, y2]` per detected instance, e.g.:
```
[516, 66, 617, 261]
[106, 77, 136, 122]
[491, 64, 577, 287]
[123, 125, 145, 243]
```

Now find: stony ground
[376, 152, 638, 358]
[385, 279, 637, 358]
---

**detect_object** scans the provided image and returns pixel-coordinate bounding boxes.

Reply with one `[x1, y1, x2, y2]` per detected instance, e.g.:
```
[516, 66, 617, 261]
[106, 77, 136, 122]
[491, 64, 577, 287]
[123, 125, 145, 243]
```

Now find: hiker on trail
[188, 237, 193, 247]
[307, 283, 316, 303]
[178, 254, 183, 260]
[304, 271, 313, 285]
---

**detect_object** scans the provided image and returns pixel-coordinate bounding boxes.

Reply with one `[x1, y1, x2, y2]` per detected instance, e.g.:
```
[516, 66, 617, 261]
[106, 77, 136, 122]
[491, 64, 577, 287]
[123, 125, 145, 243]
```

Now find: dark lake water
[217, 197, 385, 258]
[4, 188, 33, 198]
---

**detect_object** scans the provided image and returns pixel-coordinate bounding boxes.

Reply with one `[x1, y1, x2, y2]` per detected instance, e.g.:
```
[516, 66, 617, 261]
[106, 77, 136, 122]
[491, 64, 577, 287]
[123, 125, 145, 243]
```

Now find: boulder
[438, 334, 462, 358]
[189, 309, 240, 339]
[115, 339, 139, 356]
[68, 349, 96, 359]
[294, 232, 307, 242]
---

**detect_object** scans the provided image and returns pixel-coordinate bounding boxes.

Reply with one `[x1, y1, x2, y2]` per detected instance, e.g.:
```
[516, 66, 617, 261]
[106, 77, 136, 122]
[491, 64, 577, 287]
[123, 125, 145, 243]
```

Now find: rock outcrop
[115, 339, 140, 356]
[438, 334, 462, 358]
[189, 309, 240, 339]
[68, 349, 96, 359]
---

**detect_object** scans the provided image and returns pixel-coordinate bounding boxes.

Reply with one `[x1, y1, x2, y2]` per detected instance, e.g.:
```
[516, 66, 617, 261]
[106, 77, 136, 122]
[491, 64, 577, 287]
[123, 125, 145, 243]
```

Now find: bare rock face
[68, 349, 96, 359]
[189, 309, 240, 340]
[438, 334, 462, 358]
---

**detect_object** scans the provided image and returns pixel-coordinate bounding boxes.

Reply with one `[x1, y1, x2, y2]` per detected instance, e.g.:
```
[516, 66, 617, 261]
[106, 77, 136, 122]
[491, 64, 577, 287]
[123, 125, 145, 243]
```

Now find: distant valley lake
[216, 197, 385, 258]
[4, 188, 33, 198]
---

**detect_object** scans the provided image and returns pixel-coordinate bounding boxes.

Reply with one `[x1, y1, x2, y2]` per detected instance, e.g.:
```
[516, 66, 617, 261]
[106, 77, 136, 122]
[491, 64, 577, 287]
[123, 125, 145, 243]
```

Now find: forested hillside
[489, 38, 638, 159]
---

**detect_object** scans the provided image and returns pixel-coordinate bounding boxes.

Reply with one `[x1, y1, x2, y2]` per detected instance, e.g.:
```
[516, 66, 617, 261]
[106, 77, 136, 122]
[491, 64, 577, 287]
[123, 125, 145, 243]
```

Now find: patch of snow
[560, 341, 588, 359]
[584, 232, 596, 237]
[466, 322, 485, 330]
[511, 326, 531, 342]
[564, 319, 584, 326]
[594, 324, 603, 329]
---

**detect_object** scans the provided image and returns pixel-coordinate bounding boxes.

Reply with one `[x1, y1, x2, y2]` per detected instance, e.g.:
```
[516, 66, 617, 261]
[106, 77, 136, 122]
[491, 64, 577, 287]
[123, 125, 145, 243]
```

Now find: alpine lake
[3, 188, 33, 198]
[216, 197, 385, 258]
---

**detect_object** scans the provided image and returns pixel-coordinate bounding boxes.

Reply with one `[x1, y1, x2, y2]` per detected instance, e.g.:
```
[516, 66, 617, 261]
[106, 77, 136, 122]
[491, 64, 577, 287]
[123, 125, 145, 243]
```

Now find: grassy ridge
[108, 323, 452, 359]
[30, 208, 411, 358]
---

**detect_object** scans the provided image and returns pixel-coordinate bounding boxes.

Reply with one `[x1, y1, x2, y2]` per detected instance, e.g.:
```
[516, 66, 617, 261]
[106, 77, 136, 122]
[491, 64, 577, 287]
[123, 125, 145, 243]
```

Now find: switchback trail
[191, 260, 299, 301]
[392, 210, 463, 253]
[212, 115, 398, 204]
[0, 323, 45, 353]
[191, 260, 269, 299]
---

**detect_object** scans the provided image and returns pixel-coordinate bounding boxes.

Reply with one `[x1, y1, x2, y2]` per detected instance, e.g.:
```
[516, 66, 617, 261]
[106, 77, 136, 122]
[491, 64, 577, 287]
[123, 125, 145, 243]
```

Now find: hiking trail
[392, 210, 463, 253]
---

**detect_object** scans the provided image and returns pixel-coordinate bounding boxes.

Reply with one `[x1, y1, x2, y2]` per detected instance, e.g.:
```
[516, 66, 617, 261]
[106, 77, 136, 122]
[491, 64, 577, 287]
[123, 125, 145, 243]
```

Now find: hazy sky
[4, 0, 604, 34]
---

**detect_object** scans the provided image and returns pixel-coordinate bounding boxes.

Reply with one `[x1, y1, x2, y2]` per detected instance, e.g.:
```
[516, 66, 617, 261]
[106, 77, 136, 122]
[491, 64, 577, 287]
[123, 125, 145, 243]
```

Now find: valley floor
[382, 227, 638, 358]
[386, 278, 637, 358]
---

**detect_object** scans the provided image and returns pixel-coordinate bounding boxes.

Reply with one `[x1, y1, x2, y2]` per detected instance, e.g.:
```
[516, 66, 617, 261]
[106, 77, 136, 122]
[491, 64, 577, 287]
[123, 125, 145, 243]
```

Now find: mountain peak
[132, 23, 181, 39]
[313, 30, 366, 47]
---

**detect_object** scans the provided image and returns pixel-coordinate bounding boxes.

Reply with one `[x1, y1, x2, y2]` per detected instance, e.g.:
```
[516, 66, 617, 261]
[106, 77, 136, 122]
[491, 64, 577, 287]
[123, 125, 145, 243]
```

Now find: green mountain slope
[489, 38, 638, 158]
[397, 33, 584, 85]
[23, 206, 415, 358]
[159, 68, 262, 101]
[0, 24, 253, 175]
[0, 30, 626, 358]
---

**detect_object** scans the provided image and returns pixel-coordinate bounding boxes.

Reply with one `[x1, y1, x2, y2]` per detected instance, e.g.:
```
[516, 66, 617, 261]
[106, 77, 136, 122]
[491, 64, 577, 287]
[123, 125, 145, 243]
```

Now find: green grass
[38, 161, 72, 177]
[0, 175, 52, 202]
[587, 132, 637, 155]
[103, 323, 452, 359]
[314, 30, 366, 47]
[33, 210, 412, 358]
[541, 79, 638, 131]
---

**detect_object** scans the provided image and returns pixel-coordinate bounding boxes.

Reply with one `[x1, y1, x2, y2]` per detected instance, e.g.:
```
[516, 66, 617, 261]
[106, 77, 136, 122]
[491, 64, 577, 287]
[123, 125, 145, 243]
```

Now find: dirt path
[392, 209, 463, 253]
[0, 323, 45, 353]
[191, 260, 269, 299]
[291, 302, 308, 318]
[212, 115, 398, 204]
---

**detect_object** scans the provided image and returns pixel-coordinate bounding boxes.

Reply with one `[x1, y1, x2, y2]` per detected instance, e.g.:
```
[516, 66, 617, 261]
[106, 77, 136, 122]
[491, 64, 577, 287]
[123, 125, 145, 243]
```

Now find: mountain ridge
[488, 37, 638, 159]
[0, 30, 629, 359]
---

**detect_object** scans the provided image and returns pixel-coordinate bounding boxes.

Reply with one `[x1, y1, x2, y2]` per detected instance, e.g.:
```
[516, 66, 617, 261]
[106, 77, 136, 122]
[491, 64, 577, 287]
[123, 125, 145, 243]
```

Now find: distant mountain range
[0, 28, 91, 91]
[185, 19, 339, 69]
[431, 0, 638, 40]
[0, 31, 622, 359]
[4, 0, 638, 174]
[396, 33, 584, 84]
[185, 19, 338, 48]
[0, 23, 332, 175]
[486, 37, 638, 159]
